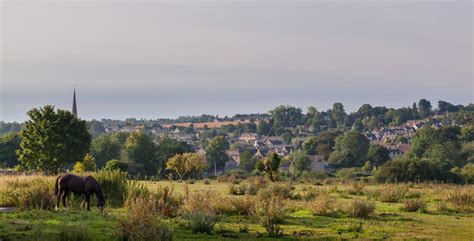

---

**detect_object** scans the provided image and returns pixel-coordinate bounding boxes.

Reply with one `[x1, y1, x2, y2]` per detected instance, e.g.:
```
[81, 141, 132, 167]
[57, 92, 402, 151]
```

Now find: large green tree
[269, 105, 303, 135]
[331, 102, 347, 129]
[303, 131, 338, 159]
[87, 120, 106, 138]
[418, 99, 432, 118]
[17, 105, 91, 173]
[90, 133, 122, 168]
[156, 136, 193, 175]
[366, 144, 390, 167]
[205, 136, 230, 171]
[329, 131, 369, 167]
[0, 132, 21, 167]
[124, 131, 157, 175]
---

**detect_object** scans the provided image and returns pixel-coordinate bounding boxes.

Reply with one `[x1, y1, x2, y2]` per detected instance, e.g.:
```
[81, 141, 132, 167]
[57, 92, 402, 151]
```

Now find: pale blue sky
[1, 0, 472, 121]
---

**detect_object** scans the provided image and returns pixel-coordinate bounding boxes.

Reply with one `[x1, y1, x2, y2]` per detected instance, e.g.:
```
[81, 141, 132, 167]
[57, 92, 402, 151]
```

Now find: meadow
[0, 172, 473, 241]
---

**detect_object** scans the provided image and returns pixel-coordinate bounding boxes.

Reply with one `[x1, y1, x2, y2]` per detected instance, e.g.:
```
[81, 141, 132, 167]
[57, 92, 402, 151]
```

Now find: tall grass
[0, 175, 55, 210]
[443, 187, 473, 212]
[93, 169, 128, 207]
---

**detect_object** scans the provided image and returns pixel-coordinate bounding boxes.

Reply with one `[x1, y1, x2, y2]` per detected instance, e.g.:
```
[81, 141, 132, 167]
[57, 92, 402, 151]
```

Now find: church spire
[72, 87, 78, 117]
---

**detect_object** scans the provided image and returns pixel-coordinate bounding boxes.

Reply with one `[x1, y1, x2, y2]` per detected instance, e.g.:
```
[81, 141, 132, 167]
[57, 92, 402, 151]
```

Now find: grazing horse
[54, 173, 105, 212]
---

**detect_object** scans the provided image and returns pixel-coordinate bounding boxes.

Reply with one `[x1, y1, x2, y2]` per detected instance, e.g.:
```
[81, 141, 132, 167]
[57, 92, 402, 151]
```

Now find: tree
[87, 120, 106, 138]
[306, 106, 324, 134]
[17, 105, 91, 173]
[352, 119, 364, 132]
[205, 136, 229, 172]
[331, 102, 347, 129]
[166, 153, 207, 181]
[290, 151, 311, 173]
[438, 101, 458, 114]
[73, 153, 97, 173]
[155, 136, 193, 175]
[104, 159, 129, 172]
[418, 99, 432, 118]
[329, 132, 369, 167]
[303, 131, 338, 159]
[124, 131, 157, 175]
[0, 132, 21, 167]
[239, 150, 256, 172]
[367, 145, 390, 167]
[269, 105, 303, 135]
[90, 134, 122, 168]
[256, 152, 281, 182]
[257, 120, 273, 136]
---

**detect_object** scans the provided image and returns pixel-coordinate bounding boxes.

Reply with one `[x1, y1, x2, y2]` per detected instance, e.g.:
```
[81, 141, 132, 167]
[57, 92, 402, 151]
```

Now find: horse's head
[97, 194, 105, 213]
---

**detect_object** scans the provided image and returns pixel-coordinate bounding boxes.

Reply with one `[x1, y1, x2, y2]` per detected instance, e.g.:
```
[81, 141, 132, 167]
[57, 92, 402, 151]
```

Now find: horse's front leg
[85, 193, 91, 211]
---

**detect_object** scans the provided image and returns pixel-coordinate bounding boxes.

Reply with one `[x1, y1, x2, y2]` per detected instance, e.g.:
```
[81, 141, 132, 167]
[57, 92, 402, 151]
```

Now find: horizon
[1, 0, 473, 122]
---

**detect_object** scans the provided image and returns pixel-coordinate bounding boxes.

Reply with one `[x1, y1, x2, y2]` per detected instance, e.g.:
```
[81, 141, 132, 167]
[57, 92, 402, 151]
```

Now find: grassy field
[1, 176, 473, 241]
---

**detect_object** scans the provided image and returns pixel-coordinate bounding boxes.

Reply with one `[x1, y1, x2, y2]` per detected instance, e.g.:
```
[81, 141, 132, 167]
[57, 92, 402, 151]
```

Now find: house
[239, 133, 258, 143]
[226, 150, 241, 166]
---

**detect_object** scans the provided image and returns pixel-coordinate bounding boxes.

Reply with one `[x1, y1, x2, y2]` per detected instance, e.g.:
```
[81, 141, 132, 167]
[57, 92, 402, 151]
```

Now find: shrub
[180, 191, 219, 234]
[254, 195, 285, 237]
[227, 195, 256, 216]
[93, 169, 128, 207]
[378, 185, 408, 203]
[403, 199, 427, 212]
[119, 196, 173, 241]
[310, 193, 338, 216]
[444, 187, 473, 212]
[104, 159, 129, 172]
[348, 199, 375, 218]
[347, 181, 365, 195]
[258, 183, 293, 199]
[290, 187, 318, 201]
[204, 179, 211, 185]
[126, 183, 182, 218]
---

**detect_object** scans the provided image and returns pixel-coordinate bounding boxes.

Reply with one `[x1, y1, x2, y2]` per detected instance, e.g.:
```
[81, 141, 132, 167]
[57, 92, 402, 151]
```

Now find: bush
[290, 187, 318, 201]
[119, 196, 173, 241]
[378, 185, 408, 203]
[126, 183, 182, 218]
[255, 195, 285, 237]
[403, 199, 427, 212]
[348, 199, 375, 218]
[104, 159, 129, 172]
[226, 195, 256, 216]
[444, 187, 473, 212]
[346, 181, 365, 195]
[180, 191, 219, 234]
[336, 168, 364, 180]
[258, 183, 293, 199]
[93, 169, 128, 207]
[204, 179, 211, 185]
[310, 193, 338, 216]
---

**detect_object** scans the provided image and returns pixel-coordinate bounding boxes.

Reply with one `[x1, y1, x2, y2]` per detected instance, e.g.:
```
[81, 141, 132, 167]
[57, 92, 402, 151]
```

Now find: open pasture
[0, 173, 473, 241]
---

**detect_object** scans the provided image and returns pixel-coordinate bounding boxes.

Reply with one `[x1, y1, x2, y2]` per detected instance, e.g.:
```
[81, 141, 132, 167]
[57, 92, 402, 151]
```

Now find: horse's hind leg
[62, 190, 69, 210]
[55, 189, 62, 210]
[85, 193, 91, 211]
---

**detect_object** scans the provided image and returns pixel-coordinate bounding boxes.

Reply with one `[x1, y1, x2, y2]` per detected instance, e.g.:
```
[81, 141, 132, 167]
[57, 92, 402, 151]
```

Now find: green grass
[1, 180, 473, 240]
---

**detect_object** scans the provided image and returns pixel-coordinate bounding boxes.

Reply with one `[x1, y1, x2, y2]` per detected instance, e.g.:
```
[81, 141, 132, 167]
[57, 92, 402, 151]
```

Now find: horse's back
[58, 173, 86, 193]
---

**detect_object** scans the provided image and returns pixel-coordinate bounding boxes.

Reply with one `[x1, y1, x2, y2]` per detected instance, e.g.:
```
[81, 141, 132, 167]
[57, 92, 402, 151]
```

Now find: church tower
[72, 87, 78, 117]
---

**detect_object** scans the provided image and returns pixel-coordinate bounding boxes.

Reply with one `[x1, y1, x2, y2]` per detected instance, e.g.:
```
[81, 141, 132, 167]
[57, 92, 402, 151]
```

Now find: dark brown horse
[54, 173, 105, 212]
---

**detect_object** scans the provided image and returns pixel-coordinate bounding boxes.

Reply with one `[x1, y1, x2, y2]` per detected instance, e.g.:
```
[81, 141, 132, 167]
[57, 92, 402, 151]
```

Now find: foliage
[166, 153, 207, 181]
[377, 185, 408, 203]
[269, 105, 303, 135]
[254, 195, 285, 237]
[104, 159, 129, 172]
[348, 199, 375, 218]
[93, 169, 128, 207]
[205, 136, 229, 171]
[403, 199, 427, 212]
[119, 196, 173, 241]
[87, 120, 106, 139]
[239, 150, 257, 172]
[156, 136, 193, 176]
[0, 132, 21, 167]
[367, 144, 390, 167]
[73, 154, 97, 173]
[256, 152, 281, 182]
[0, 175, 54, 210]
[124, 131, 157, 175]
[90, 134, 122, 168]
[443, 187, 473, 212]
[180, 190, 219, 234]
[257, 183, 293, 199]
[329, 132, 369, 167]
[17, 105, 91, 173]
[418, 99, 432, 118]
[310, 193, 338, 216]
[289, 151, 311, 174]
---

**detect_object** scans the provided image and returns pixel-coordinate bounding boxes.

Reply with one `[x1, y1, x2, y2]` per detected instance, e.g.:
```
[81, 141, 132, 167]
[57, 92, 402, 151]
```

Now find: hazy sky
[1, 0, 473, 121]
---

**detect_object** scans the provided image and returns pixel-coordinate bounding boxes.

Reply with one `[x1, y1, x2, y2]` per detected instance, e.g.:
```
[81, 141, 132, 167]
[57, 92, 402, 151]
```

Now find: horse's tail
[54, 175, 61, 196]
